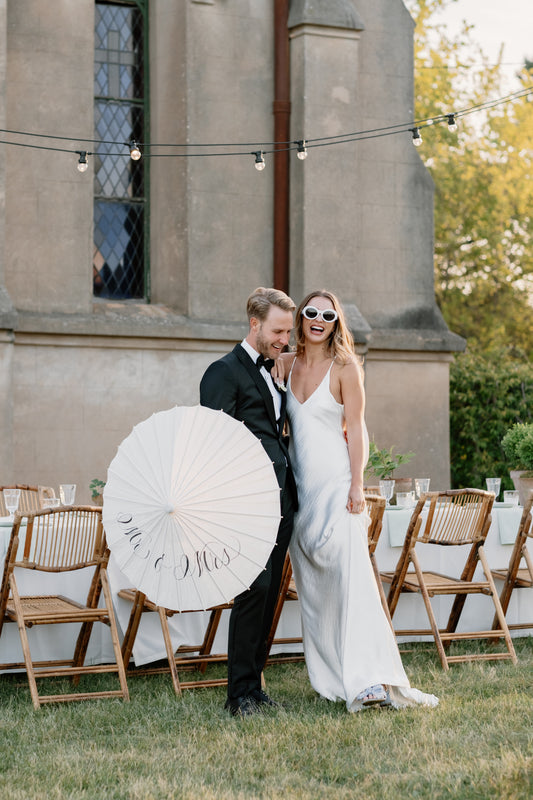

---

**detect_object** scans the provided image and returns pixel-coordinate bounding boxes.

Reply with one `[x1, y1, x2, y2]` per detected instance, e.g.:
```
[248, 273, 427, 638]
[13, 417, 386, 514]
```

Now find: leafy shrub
[449, 351, 533, 489]
[516, 426, 533, 472]
[501, 423, 533, 470]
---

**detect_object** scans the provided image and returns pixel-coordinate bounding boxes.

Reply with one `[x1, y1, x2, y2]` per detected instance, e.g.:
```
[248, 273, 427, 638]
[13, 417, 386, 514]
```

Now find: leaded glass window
[93, 0, 148, 299]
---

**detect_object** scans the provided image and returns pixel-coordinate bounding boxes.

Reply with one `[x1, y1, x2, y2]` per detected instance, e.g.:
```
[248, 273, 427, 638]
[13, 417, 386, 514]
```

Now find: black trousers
[226, 484, 295, 701]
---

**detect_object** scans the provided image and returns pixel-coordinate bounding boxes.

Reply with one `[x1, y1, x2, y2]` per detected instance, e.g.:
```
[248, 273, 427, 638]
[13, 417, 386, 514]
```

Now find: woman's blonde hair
[295, 289, 356, 365]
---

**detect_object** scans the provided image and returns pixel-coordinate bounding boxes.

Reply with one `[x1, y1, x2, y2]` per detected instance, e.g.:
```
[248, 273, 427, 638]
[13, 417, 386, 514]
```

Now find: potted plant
[89, 478, 106, 506]
[365, 442, 415, 494]
[501, 422, 533, 505]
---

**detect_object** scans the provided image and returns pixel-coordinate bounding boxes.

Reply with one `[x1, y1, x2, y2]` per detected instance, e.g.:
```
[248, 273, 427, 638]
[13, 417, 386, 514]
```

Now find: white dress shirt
[241, 338, 281, 421]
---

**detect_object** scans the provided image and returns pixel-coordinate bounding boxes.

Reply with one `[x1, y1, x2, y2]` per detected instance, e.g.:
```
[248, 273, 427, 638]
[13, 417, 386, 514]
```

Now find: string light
[76, 151, 88, 172]
[129, 141, 142, 160]
[447, 113, 458, 132]
[0, 86, 530, 165]
[254, 151, 266, 171]
[411, 127, 423, 146]
[296, 140, 308, 160]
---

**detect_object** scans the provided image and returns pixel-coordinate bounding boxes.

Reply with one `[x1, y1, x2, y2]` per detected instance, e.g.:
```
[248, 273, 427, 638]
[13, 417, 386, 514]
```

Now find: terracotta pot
[393, 477, 413, 494]
[510, 470, 533, 506]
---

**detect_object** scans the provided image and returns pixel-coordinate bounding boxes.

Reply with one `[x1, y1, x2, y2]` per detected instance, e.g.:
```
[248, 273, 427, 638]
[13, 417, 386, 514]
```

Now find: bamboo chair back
[382, 488, 517, 670]
[0, 484, 52, 516]
[366, 494, 386, 555]
[491, 496, 533, 632]
[8, 506, 104, 572]
[417, 489, 494, 546]
[0, 506, 129, 708]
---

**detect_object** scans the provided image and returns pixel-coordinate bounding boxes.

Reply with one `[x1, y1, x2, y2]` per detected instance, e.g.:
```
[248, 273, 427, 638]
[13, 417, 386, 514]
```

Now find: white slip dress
[287, 361, 438, 712]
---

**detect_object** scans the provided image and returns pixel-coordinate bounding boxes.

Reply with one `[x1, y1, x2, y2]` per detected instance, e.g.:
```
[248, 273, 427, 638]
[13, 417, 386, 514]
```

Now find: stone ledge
[2, 303, 247, 344]
[0, 303, 466, 354]
[368, 327, 466, 353]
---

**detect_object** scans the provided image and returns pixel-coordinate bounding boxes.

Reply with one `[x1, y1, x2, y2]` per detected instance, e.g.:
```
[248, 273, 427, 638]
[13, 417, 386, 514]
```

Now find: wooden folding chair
[381, 489, 517, 670]
[265, 493, 390, 663]
[0, 506, 130, 708]
[491, 496, 533, 632]
[0, 484, 53, 516]
[118, 588, 233, 695]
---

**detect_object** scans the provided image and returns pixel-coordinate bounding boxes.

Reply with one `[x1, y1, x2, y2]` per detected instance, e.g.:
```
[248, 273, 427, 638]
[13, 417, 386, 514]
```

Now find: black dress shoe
[224, 695, 260, 718]
[250, 689, 280, 708]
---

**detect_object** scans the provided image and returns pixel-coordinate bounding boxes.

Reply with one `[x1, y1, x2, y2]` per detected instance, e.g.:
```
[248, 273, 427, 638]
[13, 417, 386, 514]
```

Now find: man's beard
[255, 327, 271, 358]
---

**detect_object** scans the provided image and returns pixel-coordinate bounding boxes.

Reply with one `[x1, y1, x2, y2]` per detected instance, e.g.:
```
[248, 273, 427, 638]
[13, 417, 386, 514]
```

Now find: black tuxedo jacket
[199, 344, 298, 510]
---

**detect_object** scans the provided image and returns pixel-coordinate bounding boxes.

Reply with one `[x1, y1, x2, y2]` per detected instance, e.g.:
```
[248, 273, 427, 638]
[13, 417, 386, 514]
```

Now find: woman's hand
[271, 357, 286, 391]
[347, 484, 365, 514]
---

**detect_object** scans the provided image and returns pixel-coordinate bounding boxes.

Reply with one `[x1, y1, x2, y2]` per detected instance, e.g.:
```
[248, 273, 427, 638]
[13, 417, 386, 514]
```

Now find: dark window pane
[93, 1, 146, 300]
[93, 201, 144, 299]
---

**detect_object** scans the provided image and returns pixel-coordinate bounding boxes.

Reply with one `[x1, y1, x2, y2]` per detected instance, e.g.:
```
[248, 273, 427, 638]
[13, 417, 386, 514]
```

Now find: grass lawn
[0, 639, 532, 800]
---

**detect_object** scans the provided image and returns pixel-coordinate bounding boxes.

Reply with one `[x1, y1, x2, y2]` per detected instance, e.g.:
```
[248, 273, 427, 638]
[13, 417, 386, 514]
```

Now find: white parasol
[103, 405, 281, 611]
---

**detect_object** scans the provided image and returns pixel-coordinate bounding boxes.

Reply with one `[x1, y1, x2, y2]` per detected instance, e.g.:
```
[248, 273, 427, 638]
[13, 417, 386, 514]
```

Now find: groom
[200, 286, 298, 717]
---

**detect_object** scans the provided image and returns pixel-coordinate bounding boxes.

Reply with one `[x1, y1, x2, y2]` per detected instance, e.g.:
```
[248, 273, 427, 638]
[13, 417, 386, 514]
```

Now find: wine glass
[486, 477, 501, 500]
[379, 479, 395, 508]
[3, 488, 21, 520]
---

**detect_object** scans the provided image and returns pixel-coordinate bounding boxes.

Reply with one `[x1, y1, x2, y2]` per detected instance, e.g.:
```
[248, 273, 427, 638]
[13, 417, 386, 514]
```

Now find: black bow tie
[256, 354, 275, 372]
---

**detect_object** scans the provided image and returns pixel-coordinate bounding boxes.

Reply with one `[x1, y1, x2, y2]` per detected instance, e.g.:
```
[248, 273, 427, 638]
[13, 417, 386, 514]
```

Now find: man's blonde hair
[246, 286, 296, 321]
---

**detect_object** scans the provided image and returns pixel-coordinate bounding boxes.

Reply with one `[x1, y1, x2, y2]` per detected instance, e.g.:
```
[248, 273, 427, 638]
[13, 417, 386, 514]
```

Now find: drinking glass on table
[485, 478, 501, 500]
[59, 484, 76, 505]
[42, 497, 61, 508]
[396, 491, 416, 509]
[379, 479, 395, 508]
[415, 478, 431, 498]
[3, 488, 21, 519]
[503, 490, 519, 506]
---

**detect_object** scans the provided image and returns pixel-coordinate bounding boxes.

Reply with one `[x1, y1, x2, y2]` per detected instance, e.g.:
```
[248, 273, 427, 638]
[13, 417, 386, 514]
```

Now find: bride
[276, 289, 438, 712]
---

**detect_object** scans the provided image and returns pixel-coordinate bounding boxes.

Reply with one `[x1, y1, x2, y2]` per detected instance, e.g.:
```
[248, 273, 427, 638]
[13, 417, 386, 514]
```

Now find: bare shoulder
[334, 357, 363, 384]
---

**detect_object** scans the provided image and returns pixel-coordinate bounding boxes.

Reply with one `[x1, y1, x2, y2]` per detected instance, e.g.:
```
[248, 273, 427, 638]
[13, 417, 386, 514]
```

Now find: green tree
[404, 0, 533, 358]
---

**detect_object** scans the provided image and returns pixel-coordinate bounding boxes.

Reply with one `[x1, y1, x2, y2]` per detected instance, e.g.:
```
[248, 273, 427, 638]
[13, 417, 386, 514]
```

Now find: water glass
[396, 491, 416, 509]
[3, 488, 21, 519]
[486, 478, 501, 500]
[59, 484, 76, 506]
[503, 490, 519, 506]
[379, 479, 395, 507]
[42, 497, 61, 509]
[415, 478, 431, 498]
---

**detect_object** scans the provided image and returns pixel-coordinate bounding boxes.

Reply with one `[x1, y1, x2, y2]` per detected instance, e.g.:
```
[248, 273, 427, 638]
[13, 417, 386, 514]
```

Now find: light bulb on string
[296, 140, 308, 160]
[411, 127, 423, 146]
[129, 141, 142, 160]
[447, 114, 458, 132]
[76, 151, 88, 172]
[253, 151, 266, 171]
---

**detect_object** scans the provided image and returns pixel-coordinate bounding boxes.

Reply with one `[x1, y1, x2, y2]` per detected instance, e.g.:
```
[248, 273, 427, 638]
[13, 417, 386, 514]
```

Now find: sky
[435, 0, 533, 88]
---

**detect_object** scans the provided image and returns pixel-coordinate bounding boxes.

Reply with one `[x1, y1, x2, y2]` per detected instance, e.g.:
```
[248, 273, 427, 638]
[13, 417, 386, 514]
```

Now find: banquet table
[1, 504, 531, 669]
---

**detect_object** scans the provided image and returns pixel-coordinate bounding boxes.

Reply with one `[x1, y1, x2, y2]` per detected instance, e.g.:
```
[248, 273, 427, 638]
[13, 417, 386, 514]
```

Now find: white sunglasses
[301, 306, 338, 323]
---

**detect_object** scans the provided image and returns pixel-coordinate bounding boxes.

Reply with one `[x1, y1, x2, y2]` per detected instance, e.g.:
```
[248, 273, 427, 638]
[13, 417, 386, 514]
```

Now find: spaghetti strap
[288, 355, 298, 379]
